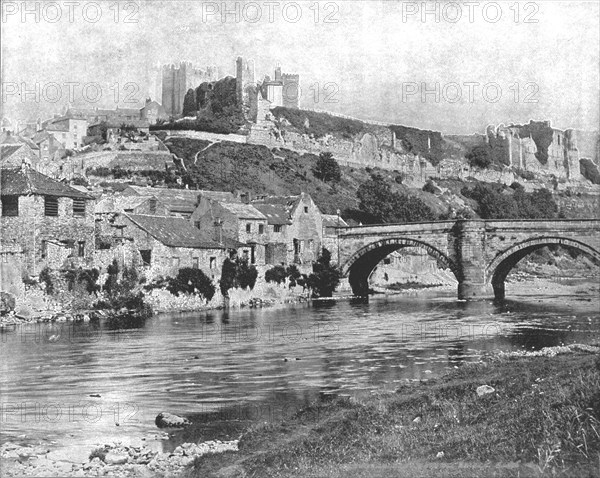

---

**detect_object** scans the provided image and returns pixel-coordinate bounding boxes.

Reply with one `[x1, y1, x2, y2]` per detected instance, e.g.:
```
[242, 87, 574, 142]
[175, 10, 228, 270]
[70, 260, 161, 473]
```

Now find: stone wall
[0, 195, 95, 276]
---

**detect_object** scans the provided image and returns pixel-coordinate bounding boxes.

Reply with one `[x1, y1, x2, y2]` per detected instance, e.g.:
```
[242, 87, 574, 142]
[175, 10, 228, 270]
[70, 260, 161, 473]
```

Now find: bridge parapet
[338, 219, 600, 301]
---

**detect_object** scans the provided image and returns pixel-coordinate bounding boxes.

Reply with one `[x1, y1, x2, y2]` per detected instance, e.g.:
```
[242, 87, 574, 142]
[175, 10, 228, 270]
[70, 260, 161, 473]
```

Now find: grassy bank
[183, 348, 600, 478]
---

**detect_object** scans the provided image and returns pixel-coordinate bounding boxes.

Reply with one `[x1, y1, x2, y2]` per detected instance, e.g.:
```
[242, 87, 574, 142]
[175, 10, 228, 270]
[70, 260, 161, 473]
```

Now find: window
[304, 206, 309, 213]
[274, 225, 282, 233]
[192, 257, 199, 269]
[258, 224, 264, 234]
[194, 221, 201, 229]
[73, 198, 86, 216]
[246, 223, 252, 233]
[41, 240, 47, 259]
[44, 197, 59, 216]
[140, 250, 151, 265]
[242, 250, 249, 260]
[2, 196, 18, 216]
[210, 257, 216, 269]
[78, 241, 85, 257]
[149, 199, 157, 214]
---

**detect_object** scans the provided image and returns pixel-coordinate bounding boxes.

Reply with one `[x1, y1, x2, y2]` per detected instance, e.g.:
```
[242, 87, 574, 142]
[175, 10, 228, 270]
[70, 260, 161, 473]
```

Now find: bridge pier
[457, 220, 491, 300]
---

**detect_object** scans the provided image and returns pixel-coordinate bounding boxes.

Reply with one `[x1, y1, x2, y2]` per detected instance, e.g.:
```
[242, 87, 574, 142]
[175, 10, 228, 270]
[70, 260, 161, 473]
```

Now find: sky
[1, 0, 599, 134]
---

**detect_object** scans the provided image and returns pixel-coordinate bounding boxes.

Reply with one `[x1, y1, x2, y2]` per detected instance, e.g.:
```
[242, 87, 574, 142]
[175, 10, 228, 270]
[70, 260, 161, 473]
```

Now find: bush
[101, 260, 147, 310]
[166, 268, 215, 301]
[357, 174, 436, 223]
[305, 249, 342, 298]
[313, 152, 341, 182]
[64, 269, 100, 295]
[516, 168, 536, 181]
[422, 179, 437, 194]
[265, 265, 288, 285]
[466, 145, 492, 169]
[39, 267, 54, 295]
[219, 257, 258, 297]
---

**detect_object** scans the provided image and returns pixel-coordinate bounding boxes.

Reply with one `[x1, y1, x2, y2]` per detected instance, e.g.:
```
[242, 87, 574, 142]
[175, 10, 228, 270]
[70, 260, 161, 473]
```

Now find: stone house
[31, 131, 65, 161]
[114, 214, 243, 280]
[140, 99, 168, 125]
[0, 143, 39, 169]
[94, 194, 169, 245]
[43, 116, 88, 150]
[252, 193, 323, 265]
[194, 198, 268, 265]
[0, 166, 95, 277]
[321, 214, 348, 264]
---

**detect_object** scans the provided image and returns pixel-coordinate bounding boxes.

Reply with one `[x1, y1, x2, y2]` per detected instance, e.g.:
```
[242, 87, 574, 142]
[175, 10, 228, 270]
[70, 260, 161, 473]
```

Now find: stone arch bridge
[337, 219, 600, 300]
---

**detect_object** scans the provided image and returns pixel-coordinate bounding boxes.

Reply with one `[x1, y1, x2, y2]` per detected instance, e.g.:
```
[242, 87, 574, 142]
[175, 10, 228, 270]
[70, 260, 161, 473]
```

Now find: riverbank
[182, 344, 600, 478]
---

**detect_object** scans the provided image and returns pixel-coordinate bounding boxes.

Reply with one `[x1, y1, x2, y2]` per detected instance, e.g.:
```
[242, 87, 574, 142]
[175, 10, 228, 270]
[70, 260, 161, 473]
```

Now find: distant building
[43, 116, 88, 150]
[140, 99, 168, 125]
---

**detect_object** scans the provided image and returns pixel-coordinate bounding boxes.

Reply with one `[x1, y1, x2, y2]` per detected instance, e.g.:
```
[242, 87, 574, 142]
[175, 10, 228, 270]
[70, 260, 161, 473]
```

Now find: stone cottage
[114, 214, 243, 280]
[0, 166, 95, 278]
[252, 193, 323, 265]
[194, 198, 268, 265]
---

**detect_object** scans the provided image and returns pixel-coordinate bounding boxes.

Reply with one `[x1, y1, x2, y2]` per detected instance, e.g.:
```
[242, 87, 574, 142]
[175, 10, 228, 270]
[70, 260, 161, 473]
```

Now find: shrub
[516, 168, 536, 181]
[166, 268, 215, 301]
[305, 249, 342, 298]
[64, 269, 100, 295]
[39, 267, 54, 295]
[466, 145, 492, 169]
[358, 174, 436, 223]
[313, 152, 341, 182]
[219, 257, 259, 297]
[422, 179, 437, 194]
[265, 265, 288, 285]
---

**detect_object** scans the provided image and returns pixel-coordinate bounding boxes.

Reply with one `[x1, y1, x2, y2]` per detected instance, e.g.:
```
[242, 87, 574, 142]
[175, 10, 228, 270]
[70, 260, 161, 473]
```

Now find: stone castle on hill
[161, 57, 299, 116]
[161, 62, 220, 116]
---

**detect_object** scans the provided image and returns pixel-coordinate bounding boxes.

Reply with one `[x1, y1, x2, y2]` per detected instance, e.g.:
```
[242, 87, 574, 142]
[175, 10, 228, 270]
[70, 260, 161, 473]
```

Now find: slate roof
[252, 203, 291, 225]
[219, 202, 266, 220]
[95, 195, 158, 214]
[322, 214, 348, 228]
[124, 214, 240, 249]
[0, 168, 93, 199]
[125, 186, 239, 214]
[0, 145, 22, 160]
[252, 195, 301, 207]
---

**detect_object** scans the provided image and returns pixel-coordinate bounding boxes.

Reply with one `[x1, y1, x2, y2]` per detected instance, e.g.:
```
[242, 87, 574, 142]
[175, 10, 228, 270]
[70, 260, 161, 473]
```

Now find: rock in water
[155, 412, 192, 428]
[476, 385, 495, 397]
[104, 452, 128, 465]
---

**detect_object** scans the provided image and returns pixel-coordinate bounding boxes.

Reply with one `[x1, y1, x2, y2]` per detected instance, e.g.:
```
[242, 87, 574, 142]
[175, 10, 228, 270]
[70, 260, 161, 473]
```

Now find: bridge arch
[341, 238, 461, 296]
[486, 236, 600, 299]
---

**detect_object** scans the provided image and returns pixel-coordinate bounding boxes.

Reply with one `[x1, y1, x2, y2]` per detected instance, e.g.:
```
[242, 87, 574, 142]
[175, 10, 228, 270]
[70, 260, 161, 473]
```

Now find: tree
[182, 88, 197, 117]
[219, 257, 258, 297]
[357, 174, 396, 223]
[167, 268, 215, 301]
[357, 174, 436, 223]
[466, 145, 492, 169]
[305, 249, 341, 298]
[265, 265, 287, 285]
[313, 152, 341, 182]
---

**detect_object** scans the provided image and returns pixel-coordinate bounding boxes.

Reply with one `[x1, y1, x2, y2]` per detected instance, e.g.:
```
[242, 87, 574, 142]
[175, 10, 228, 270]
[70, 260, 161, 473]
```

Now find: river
[1, 281, 598, 459]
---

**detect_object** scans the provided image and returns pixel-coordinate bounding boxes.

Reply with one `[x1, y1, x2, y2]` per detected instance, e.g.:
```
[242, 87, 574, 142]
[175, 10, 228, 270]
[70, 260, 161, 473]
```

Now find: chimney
[240, 192, 250, 204]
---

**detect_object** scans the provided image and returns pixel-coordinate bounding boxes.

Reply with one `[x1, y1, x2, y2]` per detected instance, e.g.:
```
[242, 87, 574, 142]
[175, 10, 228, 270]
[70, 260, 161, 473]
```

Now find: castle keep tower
[161, 62, 219, 116]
